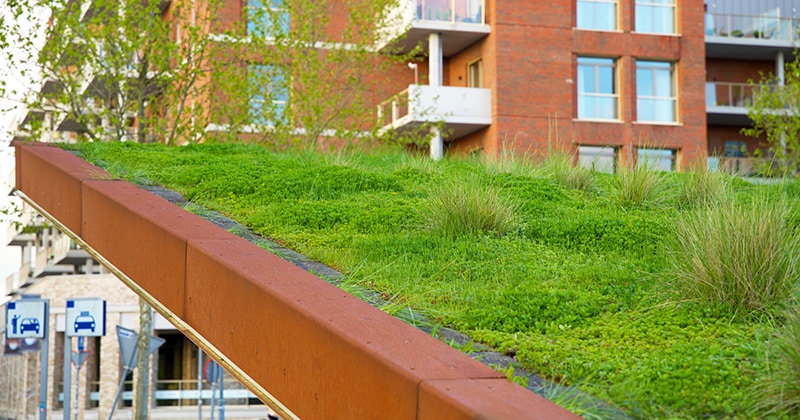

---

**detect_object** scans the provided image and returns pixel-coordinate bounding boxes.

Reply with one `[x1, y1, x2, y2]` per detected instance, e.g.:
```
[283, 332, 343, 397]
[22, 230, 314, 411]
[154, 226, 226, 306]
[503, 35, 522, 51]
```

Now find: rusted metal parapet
[13, 141, 580, 419]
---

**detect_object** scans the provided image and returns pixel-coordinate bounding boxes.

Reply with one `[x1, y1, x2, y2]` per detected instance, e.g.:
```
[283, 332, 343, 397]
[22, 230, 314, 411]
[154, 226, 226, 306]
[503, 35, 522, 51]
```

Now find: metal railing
[706, 82, 756, 108]
[377, 88, 410, 127]
[415, 0, 484, 24]
[706, 10, 800, 41]
[708, 156, 755, 176]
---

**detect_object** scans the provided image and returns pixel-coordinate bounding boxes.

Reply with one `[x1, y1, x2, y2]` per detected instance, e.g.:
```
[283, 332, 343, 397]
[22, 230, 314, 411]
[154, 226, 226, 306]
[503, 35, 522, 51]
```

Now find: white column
[429, 33, 443, 160]
[777, 51, 785, 86]
[428, 33, 442, 87]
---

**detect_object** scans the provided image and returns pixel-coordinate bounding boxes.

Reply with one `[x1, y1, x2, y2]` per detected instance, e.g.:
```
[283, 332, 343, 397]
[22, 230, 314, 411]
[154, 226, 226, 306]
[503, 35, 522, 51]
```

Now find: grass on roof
[67, 141, 800, 418]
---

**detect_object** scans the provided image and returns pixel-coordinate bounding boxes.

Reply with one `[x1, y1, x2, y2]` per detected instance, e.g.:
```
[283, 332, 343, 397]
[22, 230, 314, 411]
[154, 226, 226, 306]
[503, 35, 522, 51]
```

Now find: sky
[0, 5, 45, 287]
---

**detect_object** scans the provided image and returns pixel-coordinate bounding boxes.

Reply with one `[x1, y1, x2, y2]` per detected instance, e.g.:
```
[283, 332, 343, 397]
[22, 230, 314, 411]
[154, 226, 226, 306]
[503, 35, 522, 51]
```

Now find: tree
[1, 1, 223, 418]
[209, 0, 417, 149]
[743, 56, 800, 177]
[2, 0, 219, 145]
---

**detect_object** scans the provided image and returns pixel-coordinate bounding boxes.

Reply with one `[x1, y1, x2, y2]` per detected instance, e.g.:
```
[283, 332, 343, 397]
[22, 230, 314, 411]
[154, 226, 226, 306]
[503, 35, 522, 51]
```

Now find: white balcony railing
[706, 9, 800, 42]
[377, 84, 492, 139]
[415, 0, 484, 24]
[706, 82, 756, 108]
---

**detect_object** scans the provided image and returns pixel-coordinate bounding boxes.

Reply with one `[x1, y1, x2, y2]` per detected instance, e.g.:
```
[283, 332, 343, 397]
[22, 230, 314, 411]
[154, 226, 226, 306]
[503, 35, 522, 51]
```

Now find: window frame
[637, 147, 676, 172]
[576, 0, 618, 32]
[635, 60, 677, 123]
[468, 58, 483, 88]
[577, 56, 619, 121]
[634, 0, 677, 35]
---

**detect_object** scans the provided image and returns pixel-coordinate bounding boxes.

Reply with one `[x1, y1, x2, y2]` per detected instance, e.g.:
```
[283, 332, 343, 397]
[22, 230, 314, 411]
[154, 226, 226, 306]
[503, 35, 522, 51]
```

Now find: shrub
[418, 179, 518, 238]
[665, 195, 800, 313]
[760, 306, 800, 416]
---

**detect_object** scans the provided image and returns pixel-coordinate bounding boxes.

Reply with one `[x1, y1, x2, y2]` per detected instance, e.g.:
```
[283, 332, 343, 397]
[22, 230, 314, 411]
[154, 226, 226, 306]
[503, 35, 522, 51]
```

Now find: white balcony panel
[380, 84, 491, 140]
[379, 0, 490, 56]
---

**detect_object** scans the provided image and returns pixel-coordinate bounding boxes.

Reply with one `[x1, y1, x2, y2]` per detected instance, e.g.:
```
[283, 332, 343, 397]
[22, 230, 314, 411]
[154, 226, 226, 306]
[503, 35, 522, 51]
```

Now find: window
[579, 146, 617, 173]
[576, 0, 617, 31]
[635, 0, 676, 34]
[468, 58, 483, 88]
[577, 57, 618, 120]
[247, 0, 289, 38]
[248, 64, 288, 126]
[636, 60, 676, 123]
[637, 148, 675, 171]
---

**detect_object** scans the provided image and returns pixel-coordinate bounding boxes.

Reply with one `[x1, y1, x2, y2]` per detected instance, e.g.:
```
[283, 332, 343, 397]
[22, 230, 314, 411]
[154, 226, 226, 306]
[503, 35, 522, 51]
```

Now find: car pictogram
[20, 318, 40, 334]
[74, 312, 96, 333]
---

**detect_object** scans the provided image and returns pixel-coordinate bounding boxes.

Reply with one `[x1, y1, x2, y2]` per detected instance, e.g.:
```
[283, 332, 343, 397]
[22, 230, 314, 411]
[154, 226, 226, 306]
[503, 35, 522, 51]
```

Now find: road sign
[205, 359, 222, 384]
[116, 326, 166, 370]
[71, 350, 90, 368]
[6, 300, 46, 339]
[66, 298, 106, 337]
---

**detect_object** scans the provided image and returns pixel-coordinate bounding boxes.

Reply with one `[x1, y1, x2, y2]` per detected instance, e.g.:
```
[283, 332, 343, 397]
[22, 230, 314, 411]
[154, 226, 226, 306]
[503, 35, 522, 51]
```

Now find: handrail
[706, 81, 756, 108]
[377, 88, 410, 127]
[415, 0, 484, 24]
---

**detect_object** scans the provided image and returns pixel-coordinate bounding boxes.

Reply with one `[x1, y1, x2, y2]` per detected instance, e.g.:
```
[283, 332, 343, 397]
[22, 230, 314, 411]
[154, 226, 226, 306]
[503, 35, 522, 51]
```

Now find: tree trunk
[134, 298, 152, 420]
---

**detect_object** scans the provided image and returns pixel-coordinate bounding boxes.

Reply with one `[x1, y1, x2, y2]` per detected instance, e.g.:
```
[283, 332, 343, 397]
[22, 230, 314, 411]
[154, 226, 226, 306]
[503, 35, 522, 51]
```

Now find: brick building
[377, 0, 799, 172]
[13, 0, 795, 171]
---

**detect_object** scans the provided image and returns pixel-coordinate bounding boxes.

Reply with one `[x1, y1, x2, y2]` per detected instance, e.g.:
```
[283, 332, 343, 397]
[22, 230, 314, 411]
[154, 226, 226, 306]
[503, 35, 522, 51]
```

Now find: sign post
[108, 326, 165, 420]
[6, 297, 49, 420]
[64, 298, 106, 420]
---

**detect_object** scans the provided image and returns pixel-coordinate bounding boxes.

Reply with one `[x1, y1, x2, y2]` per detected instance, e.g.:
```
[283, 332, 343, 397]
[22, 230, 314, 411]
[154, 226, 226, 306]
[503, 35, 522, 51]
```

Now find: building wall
[459, 0, 708, 169]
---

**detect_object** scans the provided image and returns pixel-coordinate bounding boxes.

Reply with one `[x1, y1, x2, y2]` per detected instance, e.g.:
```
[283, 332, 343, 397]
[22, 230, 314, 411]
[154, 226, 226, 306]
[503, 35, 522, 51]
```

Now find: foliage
[665, 194, 800, 314]
[2, 0, 220, 145]
[744, 55, 800, 177]
[672, 167, 730, 209]
[209, 0, 416, 149]
[67, 142, 800, 418]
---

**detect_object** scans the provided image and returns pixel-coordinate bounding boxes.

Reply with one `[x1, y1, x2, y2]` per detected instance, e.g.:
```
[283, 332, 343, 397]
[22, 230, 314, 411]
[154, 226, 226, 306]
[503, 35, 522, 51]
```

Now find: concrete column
[428, 33, 442, 87]
[777, 51, 785, 86]
[430, 127, 443, 161]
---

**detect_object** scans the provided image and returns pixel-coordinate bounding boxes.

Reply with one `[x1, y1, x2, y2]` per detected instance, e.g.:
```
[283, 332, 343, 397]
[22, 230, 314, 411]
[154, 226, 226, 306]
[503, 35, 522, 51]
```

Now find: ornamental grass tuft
[666, 195, 800, 313]
[760, 305, 800, 417]
[418, 178, 519, 238]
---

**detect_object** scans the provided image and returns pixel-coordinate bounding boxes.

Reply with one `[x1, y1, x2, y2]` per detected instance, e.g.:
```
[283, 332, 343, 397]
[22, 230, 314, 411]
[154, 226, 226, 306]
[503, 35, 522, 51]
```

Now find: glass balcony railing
[415, 0, 484, 24]
[705, 82, 756, 108]
[705, 10, 800, 41]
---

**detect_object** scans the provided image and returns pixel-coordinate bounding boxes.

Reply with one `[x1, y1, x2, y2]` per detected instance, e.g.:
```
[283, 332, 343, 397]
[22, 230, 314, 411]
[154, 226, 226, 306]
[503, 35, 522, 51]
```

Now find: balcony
[379, 0, 490, 56]
[377, 84, 492, 140]
[705, 8, 800, 60]
[705, 81, 754, 126]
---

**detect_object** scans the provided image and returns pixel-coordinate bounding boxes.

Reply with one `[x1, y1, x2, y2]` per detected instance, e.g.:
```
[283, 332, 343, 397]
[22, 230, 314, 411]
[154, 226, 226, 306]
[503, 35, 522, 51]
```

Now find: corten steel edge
[13, 141, 580, 420]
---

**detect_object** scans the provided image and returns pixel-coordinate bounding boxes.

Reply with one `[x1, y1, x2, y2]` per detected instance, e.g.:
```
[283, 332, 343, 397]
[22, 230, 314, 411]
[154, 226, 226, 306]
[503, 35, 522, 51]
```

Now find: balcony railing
[705, 10, 800, 41]
[708, 156, 755, 176]
[415, 0, 484, 24]
[377, 84, 492, 138]
[706, 82, 756, 108]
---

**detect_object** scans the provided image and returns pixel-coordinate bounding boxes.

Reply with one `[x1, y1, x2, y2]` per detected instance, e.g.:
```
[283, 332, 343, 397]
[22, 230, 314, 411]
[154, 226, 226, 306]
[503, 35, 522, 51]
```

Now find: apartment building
[377, 0, 800, 173]
[12, 0, 798, 172]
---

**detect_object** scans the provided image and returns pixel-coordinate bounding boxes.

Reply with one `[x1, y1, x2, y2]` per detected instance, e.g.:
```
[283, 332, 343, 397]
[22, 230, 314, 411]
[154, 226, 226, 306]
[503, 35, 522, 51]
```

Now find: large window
[636, 60, 676, 123]
[248, 64, 288, 126]
[576, 0, 617, 31]
[579, 146, 617, 174]
[577, 57, 618, 120]
[247, 0, 289, 38]
[637, 148, 675, 171]
[635, 0, 676, 34]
